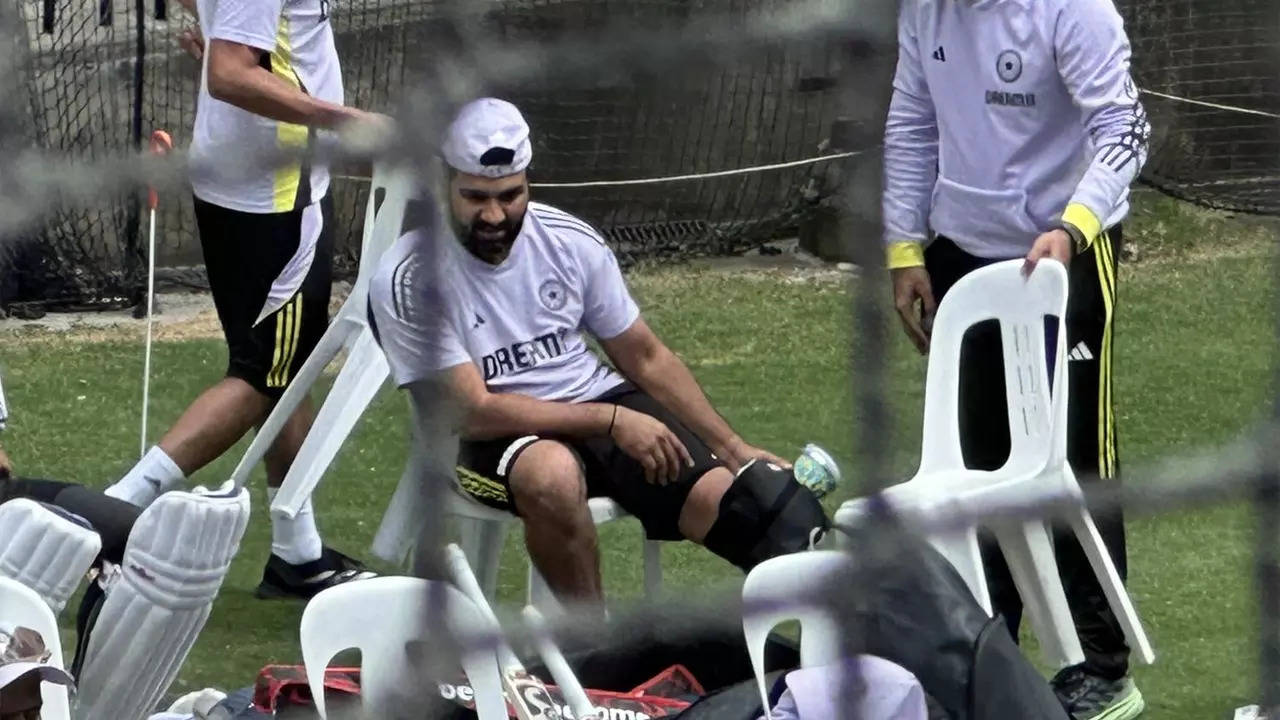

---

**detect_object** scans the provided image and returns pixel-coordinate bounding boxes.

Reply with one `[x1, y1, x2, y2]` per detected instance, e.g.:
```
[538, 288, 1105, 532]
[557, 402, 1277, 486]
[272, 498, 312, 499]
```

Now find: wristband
[608, 405, 618, 437]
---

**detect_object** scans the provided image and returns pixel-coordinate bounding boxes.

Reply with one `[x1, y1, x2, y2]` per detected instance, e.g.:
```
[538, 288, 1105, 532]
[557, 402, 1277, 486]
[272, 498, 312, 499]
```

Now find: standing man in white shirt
[368, 98, 829, 604]
[105, 0, 379, 599]
[884, 1, 1150, 718]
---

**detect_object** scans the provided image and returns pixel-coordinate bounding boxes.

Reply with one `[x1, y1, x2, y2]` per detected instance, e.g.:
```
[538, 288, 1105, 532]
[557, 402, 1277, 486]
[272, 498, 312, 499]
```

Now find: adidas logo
[932, 46, 946, 62]
[1068, 342, 1094, 362]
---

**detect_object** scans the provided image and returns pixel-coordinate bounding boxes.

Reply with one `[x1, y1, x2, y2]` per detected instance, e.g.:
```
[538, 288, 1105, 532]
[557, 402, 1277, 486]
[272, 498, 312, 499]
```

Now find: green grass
[0, 196, 1275, 717]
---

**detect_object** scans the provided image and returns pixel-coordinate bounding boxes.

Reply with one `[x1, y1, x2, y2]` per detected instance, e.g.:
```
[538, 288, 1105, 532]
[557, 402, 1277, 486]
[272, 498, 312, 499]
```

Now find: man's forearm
[465, 393, 614, 442]
[628, 348, 738, 455]
[208, 62, 357, 129]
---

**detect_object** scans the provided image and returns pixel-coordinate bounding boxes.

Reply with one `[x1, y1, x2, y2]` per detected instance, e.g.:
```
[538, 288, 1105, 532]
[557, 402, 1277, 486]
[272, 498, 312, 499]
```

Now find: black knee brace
[702, 459, 829, 572]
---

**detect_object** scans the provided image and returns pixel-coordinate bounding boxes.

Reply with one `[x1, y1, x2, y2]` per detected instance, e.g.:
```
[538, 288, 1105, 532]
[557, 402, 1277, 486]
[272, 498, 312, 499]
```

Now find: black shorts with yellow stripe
[194, 193, 334, 399]
[456, 385, 722, 541]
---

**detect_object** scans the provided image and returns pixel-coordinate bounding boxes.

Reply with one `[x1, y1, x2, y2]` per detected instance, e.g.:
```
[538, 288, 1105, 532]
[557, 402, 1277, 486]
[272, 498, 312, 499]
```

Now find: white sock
[104, 446, 185, 507]
[266, 487, 323, 565]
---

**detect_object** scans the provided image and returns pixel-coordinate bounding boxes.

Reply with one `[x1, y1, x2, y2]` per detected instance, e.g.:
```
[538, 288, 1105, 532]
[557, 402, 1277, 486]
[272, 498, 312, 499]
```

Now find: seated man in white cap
[368, 98, 829, 604]
[0, 625, 75, 720]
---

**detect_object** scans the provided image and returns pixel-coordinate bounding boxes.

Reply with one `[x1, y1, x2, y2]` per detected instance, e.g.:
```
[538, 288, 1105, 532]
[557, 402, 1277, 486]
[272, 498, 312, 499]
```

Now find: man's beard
[456, 213, 524, 264]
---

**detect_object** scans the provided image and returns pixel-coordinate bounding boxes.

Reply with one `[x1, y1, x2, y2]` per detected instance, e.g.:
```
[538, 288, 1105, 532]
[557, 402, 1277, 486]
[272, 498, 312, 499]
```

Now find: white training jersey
[189, 0, 344, 214]
[368, 202, 640, 403]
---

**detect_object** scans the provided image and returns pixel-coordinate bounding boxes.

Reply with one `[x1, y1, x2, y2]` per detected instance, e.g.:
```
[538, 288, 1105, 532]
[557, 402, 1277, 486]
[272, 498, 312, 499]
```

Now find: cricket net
[4, 0, 1278, 308]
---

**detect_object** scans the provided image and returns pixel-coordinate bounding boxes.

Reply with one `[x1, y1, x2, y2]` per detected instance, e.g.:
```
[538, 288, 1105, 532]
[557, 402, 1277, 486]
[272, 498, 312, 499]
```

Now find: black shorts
[194, 194, 335, 398]
[456, 385, 722, 541]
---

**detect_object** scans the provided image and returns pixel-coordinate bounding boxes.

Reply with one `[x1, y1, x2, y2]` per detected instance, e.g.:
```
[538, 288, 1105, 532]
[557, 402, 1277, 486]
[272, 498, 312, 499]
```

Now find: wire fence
[2, 0, 1278, 310]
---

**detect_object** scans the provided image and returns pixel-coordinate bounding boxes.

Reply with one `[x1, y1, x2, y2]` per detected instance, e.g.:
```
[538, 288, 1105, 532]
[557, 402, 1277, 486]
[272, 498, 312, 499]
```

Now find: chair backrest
[300, 576, 507, 720]
[742, 551, 849, 720]
[351, 163, 421, 297]
[919, 260, 1069, 478]
[0, 576, 70, 720]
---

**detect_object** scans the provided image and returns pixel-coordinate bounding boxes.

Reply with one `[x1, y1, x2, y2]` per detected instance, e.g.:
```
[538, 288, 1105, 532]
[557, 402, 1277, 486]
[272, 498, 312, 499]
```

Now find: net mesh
[7, 0, 852, 307]
[11, 0, 1275, 308]
[1119, 0, 1280, 214]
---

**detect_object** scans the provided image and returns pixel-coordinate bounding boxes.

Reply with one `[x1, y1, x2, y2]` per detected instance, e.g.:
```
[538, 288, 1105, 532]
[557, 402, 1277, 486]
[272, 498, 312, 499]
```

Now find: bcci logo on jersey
[539, 279, 568, 311]
[987, 49, 1035, 107]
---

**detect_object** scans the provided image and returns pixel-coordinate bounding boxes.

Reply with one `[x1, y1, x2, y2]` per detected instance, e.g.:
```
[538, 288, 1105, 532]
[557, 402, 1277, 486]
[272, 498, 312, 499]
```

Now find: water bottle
[793, 443, 842, 498]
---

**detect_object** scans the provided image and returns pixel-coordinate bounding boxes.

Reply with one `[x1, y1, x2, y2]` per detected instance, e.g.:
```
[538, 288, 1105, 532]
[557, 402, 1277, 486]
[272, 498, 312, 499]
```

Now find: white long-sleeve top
[883, 0, 1150, 263]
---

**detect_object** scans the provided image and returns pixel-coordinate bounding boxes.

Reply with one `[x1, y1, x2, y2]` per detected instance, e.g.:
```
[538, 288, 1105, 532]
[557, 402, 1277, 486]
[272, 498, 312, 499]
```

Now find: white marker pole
[141, 130, 172, 459]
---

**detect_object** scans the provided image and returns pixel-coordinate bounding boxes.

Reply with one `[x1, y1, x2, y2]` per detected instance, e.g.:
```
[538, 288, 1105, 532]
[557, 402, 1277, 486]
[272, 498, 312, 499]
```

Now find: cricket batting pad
[0, 498, 101, 614]
[74, 486, 250, 720]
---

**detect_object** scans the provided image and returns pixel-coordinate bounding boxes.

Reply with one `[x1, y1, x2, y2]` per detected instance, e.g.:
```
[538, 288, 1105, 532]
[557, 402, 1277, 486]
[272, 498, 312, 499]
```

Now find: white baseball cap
[441, 98, 532, 178]
[0, 625, 75, 694]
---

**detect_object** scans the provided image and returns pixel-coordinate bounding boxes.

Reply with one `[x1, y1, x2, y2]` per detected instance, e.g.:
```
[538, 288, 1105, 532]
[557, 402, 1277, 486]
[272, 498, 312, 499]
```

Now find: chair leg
[527, 565, 562, 614]
[1069, 510, 1156, 664]
[370, 460, 430, 567]
[993, 519, 1085, 669]
[643, 540, 662, 598]
[228, 316, 355, 491]
[269, 331, 389, 517]
[455, 517, 507, 601]
[927, 527, 993, 615]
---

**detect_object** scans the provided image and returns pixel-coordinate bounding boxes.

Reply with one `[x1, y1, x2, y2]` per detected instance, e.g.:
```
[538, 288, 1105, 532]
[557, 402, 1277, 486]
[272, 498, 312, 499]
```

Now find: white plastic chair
[300, 575, 507, 720]
[375, 403, 663, 609]
[230, 163, 412, 500]
[445, 544, 598, 720]
[741, 551, 848, 720]
[0, 576, 71, 720]
[835, 260, 1153, 669]
[453, 489, 662, 611]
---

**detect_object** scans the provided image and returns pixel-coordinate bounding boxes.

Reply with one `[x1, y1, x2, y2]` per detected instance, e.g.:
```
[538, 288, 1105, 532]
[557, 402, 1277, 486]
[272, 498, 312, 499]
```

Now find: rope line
[324, 89, 1274, 190]
[1140, 88, 1280, 120]
[334, 149, 866, 188]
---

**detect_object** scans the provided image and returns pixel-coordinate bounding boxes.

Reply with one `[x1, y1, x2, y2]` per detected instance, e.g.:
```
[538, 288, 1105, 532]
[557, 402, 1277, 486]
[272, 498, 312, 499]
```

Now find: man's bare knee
[679, 467, 734, 542]
[508, 441, 588, 520]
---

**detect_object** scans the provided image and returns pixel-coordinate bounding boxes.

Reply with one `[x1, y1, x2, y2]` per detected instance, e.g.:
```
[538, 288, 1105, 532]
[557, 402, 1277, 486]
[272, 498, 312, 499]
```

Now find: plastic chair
[300, 575, 507, 720]
[375, 403, 663, 609]
[835, 260, 1153, 668]
[0, 576, 71, 720]
[231, 163, 412, 501]
[741, 551, 849, 720]
[445, 544, 598, 720]
[453, 488, 662, 611]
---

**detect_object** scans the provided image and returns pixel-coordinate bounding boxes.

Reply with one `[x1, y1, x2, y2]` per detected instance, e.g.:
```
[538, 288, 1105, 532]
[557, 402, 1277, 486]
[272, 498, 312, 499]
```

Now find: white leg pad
[73, 487, 250, 720]
[0, 498, 102, 614]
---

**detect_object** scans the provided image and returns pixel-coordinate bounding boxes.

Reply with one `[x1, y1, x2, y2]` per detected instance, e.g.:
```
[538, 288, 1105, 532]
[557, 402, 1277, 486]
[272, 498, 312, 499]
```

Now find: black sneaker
[255, 547, 378, 600]
[1051, 665, 1145, 720]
